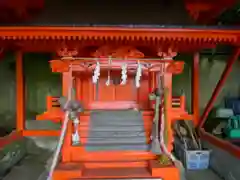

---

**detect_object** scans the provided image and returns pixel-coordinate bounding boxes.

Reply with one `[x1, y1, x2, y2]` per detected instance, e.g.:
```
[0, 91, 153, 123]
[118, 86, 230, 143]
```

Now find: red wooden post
[180, 95, 185, 110]
[16, 51, 25, 132]
[61, 72, 72, 162]
[151, 72, 156, 91]
[163, 61, 174, 152]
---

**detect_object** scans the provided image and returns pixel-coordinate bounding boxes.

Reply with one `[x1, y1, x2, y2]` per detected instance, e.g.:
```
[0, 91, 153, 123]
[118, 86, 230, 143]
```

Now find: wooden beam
[200, 128, 240, 158]
[0, 27, 238, 46]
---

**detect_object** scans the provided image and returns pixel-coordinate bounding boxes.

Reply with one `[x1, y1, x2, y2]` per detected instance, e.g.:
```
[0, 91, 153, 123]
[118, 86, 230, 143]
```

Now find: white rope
[106, 70, 110, 86]
[120, 63, 127, 85]
[72, 116, 80, 145]
[47, 65, 73, 180]
[159, 76, 176, 161]
[160, 103, 176, 161]
[135, 62, 142, 88]
[105, 56, 111, 86]
[47, 111, 70, 180]
[92, 61, 100, 84]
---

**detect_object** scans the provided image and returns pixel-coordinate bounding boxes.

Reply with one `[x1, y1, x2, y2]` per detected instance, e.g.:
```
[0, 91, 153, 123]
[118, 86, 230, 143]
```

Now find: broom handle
[184, 121, 199, 149]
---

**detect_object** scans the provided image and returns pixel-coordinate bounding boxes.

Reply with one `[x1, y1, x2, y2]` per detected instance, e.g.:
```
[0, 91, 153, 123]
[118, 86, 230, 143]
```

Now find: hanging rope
[160, 87, 176, 162]
[92, 61, 100, 84]
[149, 73, 160, 154]
[47, 65, 73, 180]
[120, 63, 127, 85]
[135, 61, 142, 88]
[106, 56, 112, 86]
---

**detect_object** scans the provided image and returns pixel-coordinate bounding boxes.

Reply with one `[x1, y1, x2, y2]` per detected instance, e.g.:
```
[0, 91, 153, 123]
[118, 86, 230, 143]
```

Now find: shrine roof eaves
[0, 26, 239, 45]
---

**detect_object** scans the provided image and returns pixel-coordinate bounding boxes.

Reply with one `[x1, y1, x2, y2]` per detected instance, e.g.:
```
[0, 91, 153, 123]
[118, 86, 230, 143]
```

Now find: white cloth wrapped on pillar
[106, 70, 111, 86]
[92, 62, 100, 84]
[120, 63, 127, 85]
[72, 116, 80, 145]
[135, 62, 142, 88]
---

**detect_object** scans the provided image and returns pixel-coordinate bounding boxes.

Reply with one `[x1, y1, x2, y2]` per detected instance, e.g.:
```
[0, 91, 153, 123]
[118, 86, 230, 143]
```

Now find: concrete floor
[3, 162, 222, 180]
[186, 170, 222, 180]
[1, 147, 222, 180]
[0, 122, 222, 180]
[175, 159, 222, 180]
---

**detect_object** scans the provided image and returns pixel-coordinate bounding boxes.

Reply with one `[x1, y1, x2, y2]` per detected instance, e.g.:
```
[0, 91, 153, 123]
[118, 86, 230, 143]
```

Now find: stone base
[203, 140, 240, 180]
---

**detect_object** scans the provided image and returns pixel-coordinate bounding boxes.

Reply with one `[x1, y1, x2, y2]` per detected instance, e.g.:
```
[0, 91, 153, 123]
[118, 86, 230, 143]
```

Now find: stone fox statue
[58, 97, 84, 113]
[58, 96, 84, 145]
[149, 88, 163, 154]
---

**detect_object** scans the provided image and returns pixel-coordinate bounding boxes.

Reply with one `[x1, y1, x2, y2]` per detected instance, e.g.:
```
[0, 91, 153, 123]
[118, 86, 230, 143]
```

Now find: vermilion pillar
[151, 72, 156, 92]
[16, 51, 25, 132]
[62, 72, 69, 96]
[62, 71, 72, 162]
[163, 62, 173, 152]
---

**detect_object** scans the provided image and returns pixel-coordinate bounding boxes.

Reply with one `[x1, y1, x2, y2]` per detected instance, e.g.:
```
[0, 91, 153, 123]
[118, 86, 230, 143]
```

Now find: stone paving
[2, 151, 222, 180]
[0, 136, 222, 180]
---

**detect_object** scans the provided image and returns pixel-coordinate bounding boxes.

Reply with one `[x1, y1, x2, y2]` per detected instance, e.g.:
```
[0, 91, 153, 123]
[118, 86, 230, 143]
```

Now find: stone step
[87, 136, 146, 145]
[91, 111, 142, 121]
[91, 110, 141, 116]
[87, 125, 145, 132]
[91, 118, 143, 125]
[89, 125, 146, 131]
[87, 131, 146, 138]
[91, 117, 143, 122]
[85, 144, 150, 151]
[87, 110, 148, 151]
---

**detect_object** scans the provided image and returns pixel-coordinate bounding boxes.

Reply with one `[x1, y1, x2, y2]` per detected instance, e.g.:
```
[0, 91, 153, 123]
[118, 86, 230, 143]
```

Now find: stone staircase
[85, 110, 149, 152]
[53, 110, 179, 179]
[51, 110, 166, 179]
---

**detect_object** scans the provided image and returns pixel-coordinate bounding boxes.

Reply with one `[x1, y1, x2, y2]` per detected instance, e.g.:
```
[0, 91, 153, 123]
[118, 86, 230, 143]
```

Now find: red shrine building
[0, 0, 239, 180]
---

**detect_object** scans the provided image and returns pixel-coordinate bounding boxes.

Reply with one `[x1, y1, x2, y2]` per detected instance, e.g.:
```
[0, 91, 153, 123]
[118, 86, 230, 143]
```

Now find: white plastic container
[174, 138, 210, 170]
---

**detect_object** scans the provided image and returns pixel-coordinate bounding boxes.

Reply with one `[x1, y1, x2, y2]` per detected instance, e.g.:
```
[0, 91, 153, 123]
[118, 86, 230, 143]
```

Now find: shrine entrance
[92, 71, 138, 109]
[3, 26, 238, 180]
[34, 42, 189, 180]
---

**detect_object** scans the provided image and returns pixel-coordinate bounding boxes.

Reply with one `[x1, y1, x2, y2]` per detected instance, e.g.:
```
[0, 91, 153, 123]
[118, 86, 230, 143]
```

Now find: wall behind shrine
[173, 54, 240, 114]
[0, 52, 239, 129]
[0, 53, 61, 129]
